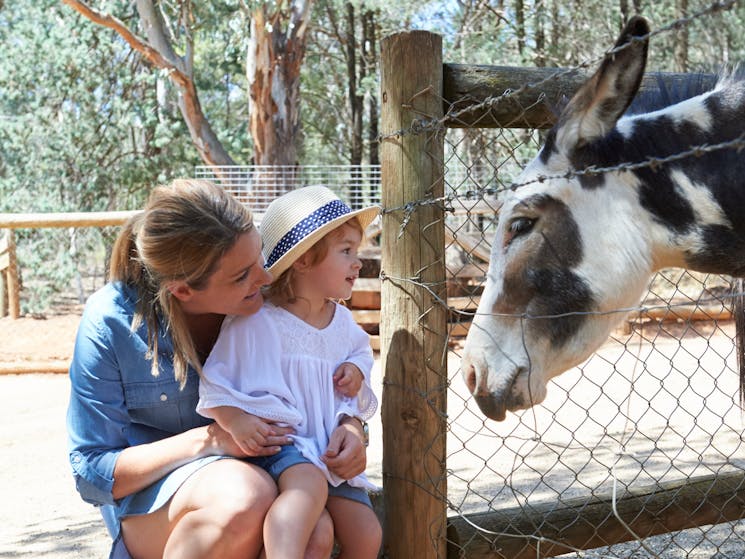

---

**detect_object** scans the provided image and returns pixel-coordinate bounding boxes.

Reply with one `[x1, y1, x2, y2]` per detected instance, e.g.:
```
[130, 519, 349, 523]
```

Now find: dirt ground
[4, 311, 745, 558]
[0, 312, 82, 372]
[0, 310, 112, 558]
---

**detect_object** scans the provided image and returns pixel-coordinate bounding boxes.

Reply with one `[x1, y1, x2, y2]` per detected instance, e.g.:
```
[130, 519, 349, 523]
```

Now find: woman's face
[180, 229, 272, 317]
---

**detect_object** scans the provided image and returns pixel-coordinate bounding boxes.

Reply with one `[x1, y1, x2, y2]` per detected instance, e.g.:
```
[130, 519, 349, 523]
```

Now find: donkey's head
[461, 17, 658, 421]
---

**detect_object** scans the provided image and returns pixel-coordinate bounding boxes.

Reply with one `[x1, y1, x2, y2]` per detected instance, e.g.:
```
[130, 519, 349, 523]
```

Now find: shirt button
[160, 393, 168, 401]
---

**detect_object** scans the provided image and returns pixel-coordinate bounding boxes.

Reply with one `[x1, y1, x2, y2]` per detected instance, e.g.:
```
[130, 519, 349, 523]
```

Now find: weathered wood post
[380, 31, 448, 558]
[1, 230, 21, 319]
[0, 230, 7, 317]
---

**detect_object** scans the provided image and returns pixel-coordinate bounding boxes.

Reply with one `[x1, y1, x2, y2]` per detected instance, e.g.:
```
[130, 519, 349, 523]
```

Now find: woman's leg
[326, 495, 382, 559]
[121, 459, 276, 559]
[263, 464, 328, 559]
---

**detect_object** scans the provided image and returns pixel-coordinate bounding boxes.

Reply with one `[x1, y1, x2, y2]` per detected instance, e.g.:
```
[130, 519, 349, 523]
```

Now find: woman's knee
[172, 460, 277, 537]
[209, 465, 277, 534]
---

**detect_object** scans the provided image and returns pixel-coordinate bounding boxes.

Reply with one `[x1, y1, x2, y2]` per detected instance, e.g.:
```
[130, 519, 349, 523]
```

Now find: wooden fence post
[380, 31, 448, 559]
[0, 230, 7, 317]
[1, 230, 21, 319]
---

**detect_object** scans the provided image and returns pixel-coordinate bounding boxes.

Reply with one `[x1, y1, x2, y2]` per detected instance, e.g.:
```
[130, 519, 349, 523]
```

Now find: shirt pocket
[123, 378, 200, 434]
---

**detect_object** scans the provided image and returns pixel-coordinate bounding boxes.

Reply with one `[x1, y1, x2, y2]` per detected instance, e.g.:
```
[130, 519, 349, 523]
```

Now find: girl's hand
[333, 362, 364, 397]
[206, 407, 293, 457]
[321, 418, 367, 479]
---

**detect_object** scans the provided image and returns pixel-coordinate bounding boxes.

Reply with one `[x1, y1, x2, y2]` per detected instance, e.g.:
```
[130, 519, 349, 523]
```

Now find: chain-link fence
[194, 165, 382, 214]
[377, 5, 745, 558]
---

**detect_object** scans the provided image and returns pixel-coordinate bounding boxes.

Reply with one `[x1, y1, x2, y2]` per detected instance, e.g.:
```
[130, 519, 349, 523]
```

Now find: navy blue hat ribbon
[265, 199, 352, 269]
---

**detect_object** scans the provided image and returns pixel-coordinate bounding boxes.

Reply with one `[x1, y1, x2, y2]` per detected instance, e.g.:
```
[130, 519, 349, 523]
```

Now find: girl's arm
[207, 405, 287, 457]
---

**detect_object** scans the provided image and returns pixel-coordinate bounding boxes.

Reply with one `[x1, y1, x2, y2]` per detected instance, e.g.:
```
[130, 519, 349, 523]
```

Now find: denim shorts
[248, 445, 372, 507]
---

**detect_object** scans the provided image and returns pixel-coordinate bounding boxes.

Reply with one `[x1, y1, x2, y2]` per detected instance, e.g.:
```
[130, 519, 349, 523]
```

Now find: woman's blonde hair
[110, 179, 254, 387]
[266, 218, 362, 303]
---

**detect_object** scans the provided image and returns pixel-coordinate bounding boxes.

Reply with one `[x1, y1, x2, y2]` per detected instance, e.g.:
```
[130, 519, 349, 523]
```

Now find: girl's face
[180, 229, 272, 316]
[300, 222, 363, 301]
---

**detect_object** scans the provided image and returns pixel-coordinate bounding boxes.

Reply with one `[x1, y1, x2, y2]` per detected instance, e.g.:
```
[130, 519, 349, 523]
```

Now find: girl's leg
[121, 458, 276, 559]
[326, 495, 382, 559]
[304, 508, 335, 559]
[264, 463, 329, 559]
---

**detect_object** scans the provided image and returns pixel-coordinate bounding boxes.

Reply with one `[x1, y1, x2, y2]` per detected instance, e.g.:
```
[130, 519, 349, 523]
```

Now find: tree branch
[61, 0, 189, 86]
[61, 0, 235, 166]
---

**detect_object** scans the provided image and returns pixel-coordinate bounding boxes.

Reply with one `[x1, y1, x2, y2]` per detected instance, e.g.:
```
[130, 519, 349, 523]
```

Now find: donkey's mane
[624, 67, 745, 117]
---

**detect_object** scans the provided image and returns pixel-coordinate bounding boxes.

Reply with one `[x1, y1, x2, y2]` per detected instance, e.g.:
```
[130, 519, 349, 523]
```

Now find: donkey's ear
[555, 16, 649, 151]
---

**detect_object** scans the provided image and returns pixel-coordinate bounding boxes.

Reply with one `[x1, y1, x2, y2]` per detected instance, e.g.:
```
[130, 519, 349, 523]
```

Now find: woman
[66, 179, 369, 559]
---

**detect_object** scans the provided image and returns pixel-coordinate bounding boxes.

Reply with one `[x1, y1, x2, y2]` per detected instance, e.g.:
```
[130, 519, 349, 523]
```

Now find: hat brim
[266, 205, 380, 280]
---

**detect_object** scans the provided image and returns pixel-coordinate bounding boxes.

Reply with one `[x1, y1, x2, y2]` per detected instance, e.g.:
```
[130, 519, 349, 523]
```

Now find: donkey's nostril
[463, 362, 477, 394]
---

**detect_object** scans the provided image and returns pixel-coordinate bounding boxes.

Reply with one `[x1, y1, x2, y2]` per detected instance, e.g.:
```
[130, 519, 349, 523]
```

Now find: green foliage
[0, 0, 198, 311]
[3, 0, 745, 312]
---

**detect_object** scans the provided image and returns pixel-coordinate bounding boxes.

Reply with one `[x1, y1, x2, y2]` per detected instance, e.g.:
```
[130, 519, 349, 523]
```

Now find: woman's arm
[321, 415, 367, 480]
[110, 422, 241, 499]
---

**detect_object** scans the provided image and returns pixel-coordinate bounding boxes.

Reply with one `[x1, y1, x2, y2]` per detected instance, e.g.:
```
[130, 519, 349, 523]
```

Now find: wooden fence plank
[0, 210, 140, 229]
[443, 65, 716, 129]
[447, 471, 745, 558]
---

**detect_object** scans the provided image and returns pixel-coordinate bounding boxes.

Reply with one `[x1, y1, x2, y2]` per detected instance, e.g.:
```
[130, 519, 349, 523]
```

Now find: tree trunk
[534, 0, 546, 67]
[364, 9, 380, 169]
[346, 2, 364, 208]
[247, 2, 312, 169]
[514, 0, 526, 57]
[674, 0, 689, 72]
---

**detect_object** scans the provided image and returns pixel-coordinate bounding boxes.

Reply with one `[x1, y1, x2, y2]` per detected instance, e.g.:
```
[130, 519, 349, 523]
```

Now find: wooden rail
[0, 210, 139, 319]
[442, 65, 716, 129]
[0, 210, 140, 229]
[447, 471, 745, 558]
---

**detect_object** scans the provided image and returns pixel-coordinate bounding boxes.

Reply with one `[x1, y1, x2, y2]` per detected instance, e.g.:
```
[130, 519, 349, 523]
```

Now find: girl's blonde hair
[110, 179, 254, 386]
[266, 218, 362, 303]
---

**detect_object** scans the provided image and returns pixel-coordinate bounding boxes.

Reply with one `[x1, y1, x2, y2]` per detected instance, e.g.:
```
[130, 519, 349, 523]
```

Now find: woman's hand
[205, 407, 294, 457]
[321, 417, 367, 479]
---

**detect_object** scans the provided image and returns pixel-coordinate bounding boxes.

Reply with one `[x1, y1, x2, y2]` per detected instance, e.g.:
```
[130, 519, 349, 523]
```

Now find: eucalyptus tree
[62, 0, 316, 168]
[0, 0, 195, 213]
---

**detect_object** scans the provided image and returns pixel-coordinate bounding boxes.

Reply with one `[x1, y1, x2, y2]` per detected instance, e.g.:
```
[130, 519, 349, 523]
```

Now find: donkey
[460, 16, 745, 422]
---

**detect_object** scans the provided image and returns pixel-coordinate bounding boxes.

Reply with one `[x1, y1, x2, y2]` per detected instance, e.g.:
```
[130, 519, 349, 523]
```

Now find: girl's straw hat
[261, 185, 380, 279]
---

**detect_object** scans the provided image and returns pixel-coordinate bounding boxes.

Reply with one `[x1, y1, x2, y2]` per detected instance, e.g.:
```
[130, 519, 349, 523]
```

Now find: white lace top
[197, 302, 378, 489]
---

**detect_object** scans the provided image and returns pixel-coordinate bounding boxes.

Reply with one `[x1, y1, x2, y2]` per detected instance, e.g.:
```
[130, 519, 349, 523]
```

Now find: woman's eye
[235, 270, 249, 283]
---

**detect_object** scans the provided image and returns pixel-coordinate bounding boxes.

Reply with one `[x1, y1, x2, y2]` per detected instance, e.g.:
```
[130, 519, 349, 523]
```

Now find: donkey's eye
[509, 217, 535, 237]
[504, 216, 535, 248]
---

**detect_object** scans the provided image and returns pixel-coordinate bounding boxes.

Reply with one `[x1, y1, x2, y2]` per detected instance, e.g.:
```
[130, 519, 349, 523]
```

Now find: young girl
[197, 186, 382, 559]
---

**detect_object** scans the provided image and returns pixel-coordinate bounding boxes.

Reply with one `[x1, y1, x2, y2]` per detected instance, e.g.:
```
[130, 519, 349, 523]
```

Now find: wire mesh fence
[442, 134, 745, 556]
[194, 165, 382, 215]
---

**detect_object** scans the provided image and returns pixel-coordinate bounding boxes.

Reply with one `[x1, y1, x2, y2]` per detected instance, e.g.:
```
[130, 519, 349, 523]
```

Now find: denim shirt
[66, 282, 210, 506]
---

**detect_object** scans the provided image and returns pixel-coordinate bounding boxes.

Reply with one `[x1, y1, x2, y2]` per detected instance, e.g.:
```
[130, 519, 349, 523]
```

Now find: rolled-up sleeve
[67, 307, 130, 506]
